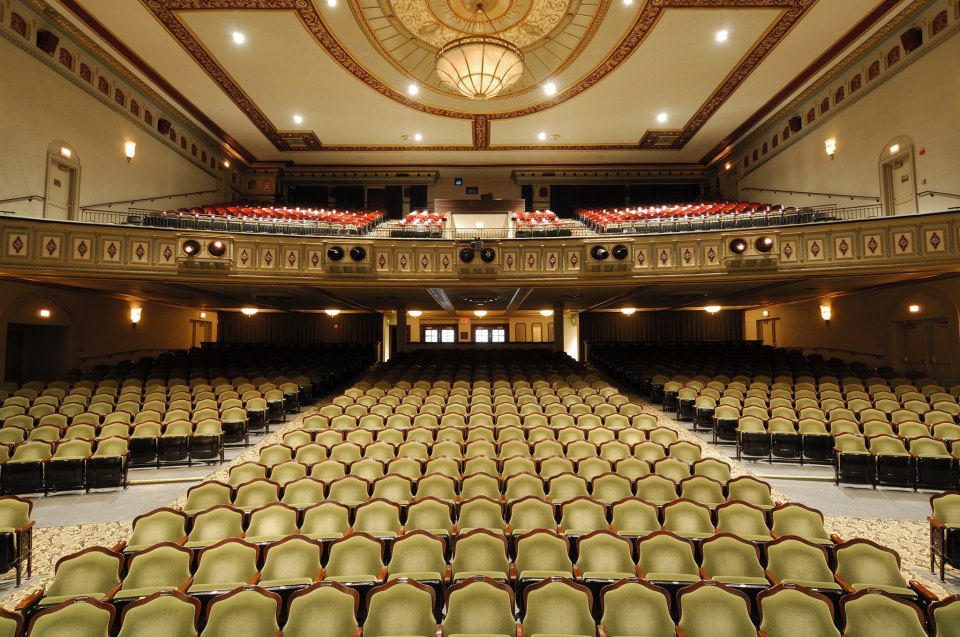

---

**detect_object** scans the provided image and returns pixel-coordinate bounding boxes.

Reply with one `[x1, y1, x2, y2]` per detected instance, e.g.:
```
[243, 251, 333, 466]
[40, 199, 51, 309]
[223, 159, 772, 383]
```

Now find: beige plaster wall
[0, 281, 206, 379]
[737, 32, 960, 212]
[0, 36, 218, 217]
[743, 276, 960, 377]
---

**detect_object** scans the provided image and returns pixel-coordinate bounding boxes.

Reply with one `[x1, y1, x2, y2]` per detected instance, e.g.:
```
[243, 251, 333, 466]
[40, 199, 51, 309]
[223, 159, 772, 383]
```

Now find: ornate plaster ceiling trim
[700, 0, 912, 164]
[350, 0, 608, 101]
[638, 0, 817, 150]
[483, 0, 820, 123]
[42, 0, 256, 162]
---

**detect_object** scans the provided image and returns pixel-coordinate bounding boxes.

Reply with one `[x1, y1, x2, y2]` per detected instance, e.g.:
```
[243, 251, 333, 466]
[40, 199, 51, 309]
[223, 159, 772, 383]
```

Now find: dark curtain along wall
[580, 311, 745, 342]
[217, 312, 382, 344]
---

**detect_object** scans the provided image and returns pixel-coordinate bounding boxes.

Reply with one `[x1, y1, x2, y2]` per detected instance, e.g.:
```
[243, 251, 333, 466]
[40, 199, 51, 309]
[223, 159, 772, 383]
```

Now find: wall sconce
[761, 310, 769, 318]
[539, 309, 554, 317]
[223, 160, 231, 169]
[324, 309, 341, 317]
[824, 138, 837, 159]
[620, 308, 637, 316]
[889, 143, 900, 155]
[199, 312, 207, 319]
[407, 310, 422, 318]
[474, 310, 488, 317]
[819, 304, 832, 324]
[124, 141, 137, 162]
[241, 307, 258, 316]
[38, 309, 51, 318]
[130, 307, 142, 326]
[705, 305, 721, 314]
[60, 147, 72, 158]
[908, 304, 921, 313]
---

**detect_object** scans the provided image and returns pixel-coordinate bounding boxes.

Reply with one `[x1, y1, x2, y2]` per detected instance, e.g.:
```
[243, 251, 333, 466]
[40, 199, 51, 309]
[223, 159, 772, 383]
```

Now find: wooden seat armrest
[434, 625, 443, 637]
[16, 589, 44, 611]
[249, 573, 261, 585]
[829, 534, 845, 544]
[104, 582, 123, 601]
[377, 566, 388, 582]
[834, 574, 855, 593]
[352, 627, 362, 637]
[676, 627, 687, 637]
[111, 541, 127, 552]
[764, 570, 781, 585]
[572, 565, 582, 579]
[451, 524, 459, 534]
[598, 625, 610, 637]
[17, 521, 35, 532]
[909, 579, 938, 602]
[515, 622, 523, 637]
[504, 523, 511, 535]
[179, 577, 194, 592]
[509, 563, 517, 581]
[699, 567, 709, 579]
[318, 567, 325, 580]
[444, 565, 452, 584]
[928, 517, 946, 529]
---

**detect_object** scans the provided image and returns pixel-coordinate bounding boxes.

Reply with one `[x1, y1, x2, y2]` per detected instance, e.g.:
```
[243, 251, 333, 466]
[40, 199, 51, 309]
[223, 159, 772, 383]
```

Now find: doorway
[4, 323, 72, 383]
[756, 318, 780, 347]
[894, 318, 953, 379]
[191, 320, 213, 348]
[44, 143, 80, 220]
[879, 138, 917, 215]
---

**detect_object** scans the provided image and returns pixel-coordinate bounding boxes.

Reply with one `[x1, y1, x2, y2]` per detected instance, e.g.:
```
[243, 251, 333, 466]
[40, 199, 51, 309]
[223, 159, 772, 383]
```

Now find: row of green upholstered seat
[0, 437, 130, 495]
[18, 530, 946, 631]
[15, 577, 960, 637]
[124, 497, 826, 553]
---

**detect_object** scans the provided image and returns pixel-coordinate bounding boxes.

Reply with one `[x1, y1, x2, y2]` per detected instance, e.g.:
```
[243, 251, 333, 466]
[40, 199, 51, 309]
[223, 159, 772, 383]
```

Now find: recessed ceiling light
[623, 0, 634, 4]
[327, 0, 337, 6]
[293, 114, 303, 125]
[414, 133, 423, 142]
[716, 30, 729, 43]
[543, 82, 556, 96]
[408, 84, 419, 96]
[38, 309, 51, 318]
[657, 112, 668, 123]
[232, 31, 246, 44]
[538, 132, 547, 141]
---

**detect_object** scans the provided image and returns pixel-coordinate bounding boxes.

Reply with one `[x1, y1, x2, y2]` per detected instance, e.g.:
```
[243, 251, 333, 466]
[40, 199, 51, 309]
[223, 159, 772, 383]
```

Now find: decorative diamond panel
[284, 249, 299, 269]
[102, 239, 121, 262]
[806, 239, 824, 261]
[260, 249, 276, 268]
[376, 252, 389, 271]
[7, 233, 27, 257]
[523, 251, 538, 271]
[238, 247, 251, 267]
[73, 238, 92, 261]
[545, 251, 559, 271]
[656, 248, 672, 267]
[308, 250, 322, 269]
[503, 252, 517, 272]
[130, 241, 149, 264]
[833, 237, 854, 260]
[418, 252, 433, 272]
[398, 252, 411, 272]
[635, 248, 649, 268]
[680, 246, 696, 267]
[925, 230, 945, 252]
[566, 251, 580, 270]
[439, 253, 452, 272]
[41, 236, 62, 259]
[863, 235, 883, 257]
[895, 232, 914, 254]
[781, 242, 796, 261]
[160, 243, 176, 264]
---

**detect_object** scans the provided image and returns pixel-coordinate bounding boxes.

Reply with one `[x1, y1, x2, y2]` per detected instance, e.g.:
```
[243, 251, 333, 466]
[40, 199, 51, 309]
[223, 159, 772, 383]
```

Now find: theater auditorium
[1, 0, 960, 634]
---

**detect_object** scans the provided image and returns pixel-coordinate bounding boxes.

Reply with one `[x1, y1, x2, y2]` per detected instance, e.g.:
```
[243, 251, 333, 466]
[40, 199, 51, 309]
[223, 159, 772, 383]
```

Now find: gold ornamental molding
[130, 0, 818, 153]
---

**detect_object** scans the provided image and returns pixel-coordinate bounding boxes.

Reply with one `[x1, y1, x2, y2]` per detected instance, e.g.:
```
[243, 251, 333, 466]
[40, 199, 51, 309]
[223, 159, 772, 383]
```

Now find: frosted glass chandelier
[435, 1, 523, 99]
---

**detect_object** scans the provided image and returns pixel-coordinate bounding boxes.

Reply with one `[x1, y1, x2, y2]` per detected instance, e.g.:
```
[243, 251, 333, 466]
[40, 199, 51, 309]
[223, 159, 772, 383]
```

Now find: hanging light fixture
[435, 1, 523, 100]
